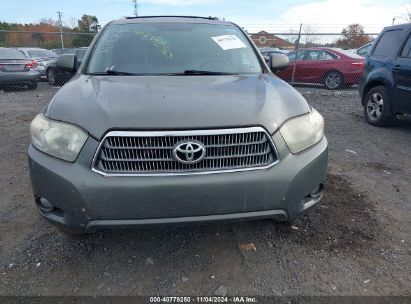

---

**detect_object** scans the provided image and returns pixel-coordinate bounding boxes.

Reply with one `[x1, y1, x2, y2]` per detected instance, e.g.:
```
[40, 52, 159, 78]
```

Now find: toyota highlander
[28, 16, 328, 234]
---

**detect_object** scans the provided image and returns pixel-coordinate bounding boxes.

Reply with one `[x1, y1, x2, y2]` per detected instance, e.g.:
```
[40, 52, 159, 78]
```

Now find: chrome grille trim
[91, 127, 279, 176]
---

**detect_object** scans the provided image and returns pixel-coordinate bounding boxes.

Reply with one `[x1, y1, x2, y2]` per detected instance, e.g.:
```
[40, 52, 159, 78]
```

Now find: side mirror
[270, 53, 289, 71]
[56, 54, 77, 72]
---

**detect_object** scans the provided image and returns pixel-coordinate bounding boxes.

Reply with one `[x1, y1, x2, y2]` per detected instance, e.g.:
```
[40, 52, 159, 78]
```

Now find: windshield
[87, 22, 262, 75]
[0, 48, 27, 59]
[287, 51, 305, 61]
[27, 49, 57, 58]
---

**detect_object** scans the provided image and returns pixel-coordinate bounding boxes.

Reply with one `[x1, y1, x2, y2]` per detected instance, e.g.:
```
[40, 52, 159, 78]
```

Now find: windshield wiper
[181, 70, 239, 75]
[88, 70, 239, 76]
[89, 70, 141, 76]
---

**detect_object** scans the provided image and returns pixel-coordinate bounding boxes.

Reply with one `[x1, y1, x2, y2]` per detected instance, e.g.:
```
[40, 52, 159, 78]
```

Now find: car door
[393, 32, 411, 113]
[298, 50, 337, 84]
[294, 49, 319, 83]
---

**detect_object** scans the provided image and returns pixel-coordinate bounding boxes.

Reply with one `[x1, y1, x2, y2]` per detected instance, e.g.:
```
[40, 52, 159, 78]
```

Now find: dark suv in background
[359, 23, 411, 126]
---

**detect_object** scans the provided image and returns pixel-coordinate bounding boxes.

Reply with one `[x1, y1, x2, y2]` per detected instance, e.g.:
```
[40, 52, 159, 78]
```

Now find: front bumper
[28, 132, 328, 232]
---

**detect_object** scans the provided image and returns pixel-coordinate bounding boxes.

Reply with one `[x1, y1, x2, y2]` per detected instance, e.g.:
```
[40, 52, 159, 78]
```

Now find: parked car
[359, 23, 411, 126]
[28, 16, 328, 234]
[274, 47, 365, 90]
[47, 47, 88, 85]
[16, 47, 57, 79]
[260, 48, 289, 54]
[0, 47, 40, 90]
[354, 43, 373, 57]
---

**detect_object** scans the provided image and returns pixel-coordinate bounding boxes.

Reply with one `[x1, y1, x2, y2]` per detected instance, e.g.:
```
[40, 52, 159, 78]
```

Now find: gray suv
[28, 16, 328, 234]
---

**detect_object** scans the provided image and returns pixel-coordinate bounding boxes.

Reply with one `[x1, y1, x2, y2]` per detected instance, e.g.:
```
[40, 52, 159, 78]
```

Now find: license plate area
[3, 65, 25, 72]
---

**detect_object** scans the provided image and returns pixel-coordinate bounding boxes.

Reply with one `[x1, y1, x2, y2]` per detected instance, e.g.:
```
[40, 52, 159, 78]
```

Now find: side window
[304, 50, 320, 60]
[303, 50, 334, 61]
[401, 34, 411, 58]
[288, 51, 305, 61]
[372, 30, 404, 57]
[18, 50, 28, 58]
[357, 45, 370, 56]
[296, 50, 305, 60]
[287, 52, 296, 61]
[324, 51, 337, 60]
[313, 51, 336, 60]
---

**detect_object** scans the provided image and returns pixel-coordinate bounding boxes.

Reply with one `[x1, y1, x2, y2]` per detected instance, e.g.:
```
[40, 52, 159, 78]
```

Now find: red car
[274, 48, 365, 90]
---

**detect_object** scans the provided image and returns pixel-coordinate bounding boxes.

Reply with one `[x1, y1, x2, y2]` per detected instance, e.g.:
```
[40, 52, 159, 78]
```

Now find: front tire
[47, 68, 57, 85]
[364, 86, 393, 127]
[324, 71, 343, 90]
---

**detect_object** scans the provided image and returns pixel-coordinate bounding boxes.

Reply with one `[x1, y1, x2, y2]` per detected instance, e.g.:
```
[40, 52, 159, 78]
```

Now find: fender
[360, 67, 395, 107]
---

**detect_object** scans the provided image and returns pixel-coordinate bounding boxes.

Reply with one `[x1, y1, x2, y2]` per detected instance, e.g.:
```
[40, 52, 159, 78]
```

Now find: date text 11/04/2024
[149, 296, 257, 303]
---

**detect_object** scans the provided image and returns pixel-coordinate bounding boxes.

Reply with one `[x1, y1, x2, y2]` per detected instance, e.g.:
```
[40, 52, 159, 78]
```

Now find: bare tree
[284, 29, 298, 45]
[68, 17, 78, 29]
[302, 24, 320, 47]
[38, 18, 58, 26]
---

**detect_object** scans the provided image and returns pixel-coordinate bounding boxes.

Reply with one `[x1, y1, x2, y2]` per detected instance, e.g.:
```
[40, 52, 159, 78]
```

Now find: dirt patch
[291, 174, 379, 254]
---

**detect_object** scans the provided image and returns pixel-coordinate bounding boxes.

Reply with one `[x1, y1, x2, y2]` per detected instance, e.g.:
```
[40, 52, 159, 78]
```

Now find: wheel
[47, 68, 57, 85]
[364, 86, 393, 127]
[324, 71, 343, 90]
[27, 82, 38, 90]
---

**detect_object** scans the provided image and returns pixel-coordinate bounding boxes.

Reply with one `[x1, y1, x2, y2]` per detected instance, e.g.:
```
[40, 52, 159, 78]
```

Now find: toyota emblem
[172, 140, 206, 164]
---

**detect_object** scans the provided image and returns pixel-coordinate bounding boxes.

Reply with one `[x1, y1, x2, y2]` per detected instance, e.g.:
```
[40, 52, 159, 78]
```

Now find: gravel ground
[0, 83, 410, 296]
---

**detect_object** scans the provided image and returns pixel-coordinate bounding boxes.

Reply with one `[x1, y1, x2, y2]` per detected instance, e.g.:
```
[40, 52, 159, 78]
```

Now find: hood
[47, 74, 310, 139]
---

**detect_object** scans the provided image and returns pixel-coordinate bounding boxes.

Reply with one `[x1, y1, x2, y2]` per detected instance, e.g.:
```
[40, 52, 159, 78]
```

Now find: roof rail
[125, 15, 219, 20]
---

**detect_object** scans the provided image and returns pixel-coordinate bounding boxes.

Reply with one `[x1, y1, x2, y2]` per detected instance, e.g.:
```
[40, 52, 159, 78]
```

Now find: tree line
[284, 24, 374, 49]
[0, 14, 100, 49]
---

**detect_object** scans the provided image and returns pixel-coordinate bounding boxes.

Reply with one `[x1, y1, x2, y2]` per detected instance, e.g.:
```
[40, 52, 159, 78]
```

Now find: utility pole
[132, 0, 138, 17]
[392, 17, 396, 25]
[57, 11, 64, 48]
[291, 23, 302, 84]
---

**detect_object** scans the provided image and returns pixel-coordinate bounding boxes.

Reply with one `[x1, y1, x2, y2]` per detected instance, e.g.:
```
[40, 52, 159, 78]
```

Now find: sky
[0, 0, 410, 33]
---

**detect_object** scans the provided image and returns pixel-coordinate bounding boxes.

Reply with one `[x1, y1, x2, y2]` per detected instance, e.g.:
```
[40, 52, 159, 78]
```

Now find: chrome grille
[92, 128, 278, 175]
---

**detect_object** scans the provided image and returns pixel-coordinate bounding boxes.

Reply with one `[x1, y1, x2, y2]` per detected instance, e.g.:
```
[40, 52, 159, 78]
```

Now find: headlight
[279, 108, 324, 154]
[30, 114, 88, 162]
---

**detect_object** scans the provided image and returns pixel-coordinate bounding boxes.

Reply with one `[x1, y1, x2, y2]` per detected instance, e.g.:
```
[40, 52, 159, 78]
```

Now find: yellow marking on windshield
[135, 31, 173, 58]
